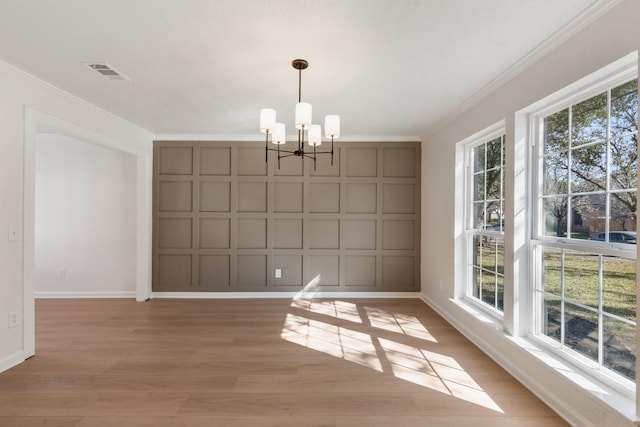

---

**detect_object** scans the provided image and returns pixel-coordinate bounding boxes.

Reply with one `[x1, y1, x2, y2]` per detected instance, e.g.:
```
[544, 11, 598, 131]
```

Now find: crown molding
[154, 134, 421, 143]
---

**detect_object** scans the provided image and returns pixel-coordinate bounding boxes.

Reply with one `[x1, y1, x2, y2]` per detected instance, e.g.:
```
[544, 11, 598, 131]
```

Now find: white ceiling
[0, 0, 616, 140]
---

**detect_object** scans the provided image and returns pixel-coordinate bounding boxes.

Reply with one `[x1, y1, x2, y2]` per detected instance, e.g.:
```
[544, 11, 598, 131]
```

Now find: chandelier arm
[277, 152, 303, 159]
[266, 146, 298, 155]
[301, 150, 332, 155]
[331, 136, 334, 166]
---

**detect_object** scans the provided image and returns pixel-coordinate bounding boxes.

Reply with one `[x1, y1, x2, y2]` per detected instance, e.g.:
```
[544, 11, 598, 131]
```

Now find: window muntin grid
[534, 78, 638, 382]
[467, 135, 505, 313]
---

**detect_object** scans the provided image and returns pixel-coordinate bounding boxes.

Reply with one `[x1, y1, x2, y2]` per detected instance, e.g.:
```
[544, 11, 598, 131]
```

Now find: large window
[533, 78, 638, 383]
[465, 132, 505, 313]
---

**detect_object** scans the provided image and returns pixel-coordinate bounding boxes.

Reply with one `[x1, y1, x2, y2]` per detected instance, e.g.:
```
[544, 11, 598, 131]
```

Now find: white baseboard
[0, 350, 25, 374]
[419, 292, 637, 427]
[35, 291, 136, 299]
[152, 291, 421, 299]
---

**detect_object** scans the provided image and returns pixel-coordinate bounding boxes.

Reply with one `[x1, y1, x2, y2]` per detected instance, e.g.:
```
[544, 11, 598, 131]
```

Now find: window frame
[462, 124, 507, 316]
[529, 67, 638, 390]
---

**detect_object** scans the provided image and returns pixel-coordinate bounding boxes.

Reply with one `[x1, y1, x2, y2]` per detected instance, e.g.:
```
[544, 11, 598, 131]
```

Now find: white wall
[0, 60, 153, 373]
[421, 1, 639, 426]
[35, 134, 137, 296]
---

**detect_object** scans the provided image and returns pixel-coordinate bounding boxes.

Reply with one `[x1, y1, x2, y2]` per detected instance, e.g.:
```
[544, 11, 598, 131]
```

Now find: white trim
[35, 124, 149, 158]
[428, 0, 625, 137]
[35, 291, 137, 299]
[23, 108, 36, 359]
[154, 134, 421, 143]
[152, 291, 421, 299]
[421, 293, 638, 427]
[0, 351, 26, 374]
[456, 120, 506, 147]
[136, 155, 153, 301]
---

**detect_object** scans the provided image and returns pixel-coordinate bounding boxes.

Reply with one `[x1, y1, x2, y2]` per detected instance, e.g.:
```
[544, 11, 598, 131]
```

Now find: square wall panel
[309, 183, 340, 213]
[159, 181, 192, 212]
[159, 147, 193, 175]
[156, 255, 192, 291]
[382, 220, 415, 250]
[346, 183, 377, 214]
[158, 218, 192, 249]
[346, 220, 376, 250]
[346, 148, 377, 177]
[309, 219, 339, 249]
[382, 256, 415, 289]
[383, 184, 415, 214]
[273, 219, 303, 249]
[346, 256, 376, 287]
[307, 256, 339, 286]
[238, 182, 267, 212]
[383, 148, 416, 177]
[273, 255, 303, 286]
[309, 148, 340, 177]
[200, 147, 231, 176]
[238, 147, 267, 176]
[199, 255, 230, 289]
[237, 255, 266, 288]
[200, 181, 231, 212]
[274, 182, 303, 213]
[237, 218, 267, 249]
[199, 218, 230, 249]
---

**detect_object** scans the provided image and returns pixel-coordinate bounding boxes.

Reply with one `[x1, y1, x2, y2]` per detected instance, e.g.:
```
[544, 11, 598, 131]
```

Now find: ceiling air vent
[85, 62, 130, 81]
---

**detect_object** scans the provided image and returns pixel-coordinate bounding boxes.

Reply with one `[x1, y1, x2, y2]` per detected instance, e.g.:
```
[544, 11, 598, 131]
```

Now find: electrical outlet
[275, 268, 282, 279]
[8, 311, 20, 329]
[58, 268, 66, 278]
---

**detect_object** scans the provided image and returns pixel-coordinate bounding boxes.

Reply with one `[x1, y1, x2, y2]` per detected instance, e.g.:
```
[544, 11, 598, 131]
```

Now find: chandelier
[259, 59, 340, 170]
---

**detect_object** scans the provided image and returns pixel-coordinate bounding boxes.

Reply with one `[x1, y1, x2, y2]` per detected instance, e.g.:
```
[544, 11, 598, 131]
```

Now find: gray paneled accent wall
[153, 141, 420, 292]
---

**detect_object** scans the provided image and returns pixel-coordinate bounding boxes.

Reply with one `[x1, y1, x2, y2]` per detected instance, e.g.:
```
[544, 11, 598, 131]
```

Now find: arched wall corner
[23, 108, 153, 354]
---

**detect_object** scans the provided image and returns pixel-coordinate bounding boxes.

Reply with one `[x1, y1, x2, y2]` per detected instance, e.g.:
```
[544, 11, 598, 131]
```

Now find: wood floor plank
[75, 416, 337, 427]
[0, 298, 568, 426]
[336, 415, 569, 427]
[0, 392, 187, 417]
[0, 417, 83, 427]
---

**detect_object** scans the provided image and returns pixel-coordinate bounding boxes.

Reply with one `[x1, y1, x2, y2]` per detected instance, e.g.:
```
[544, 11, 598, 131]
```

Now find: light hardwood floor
[0, 298, 568, 426]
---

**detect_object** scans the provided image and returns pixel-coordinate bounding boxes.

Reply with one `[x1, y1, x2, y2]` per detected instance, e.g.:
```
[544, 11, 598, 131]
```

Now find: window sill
[512, 334, 637, 422]
[448, 297, 638, 425]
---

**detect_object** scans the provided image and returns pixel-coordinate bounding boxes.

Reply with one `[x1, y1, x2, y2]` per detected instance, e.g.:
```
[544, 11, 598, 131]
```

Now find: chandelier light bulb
[325, 115, 340, 139]
[295, 102, 312, 130]
[308, 124, 322, 146]
[259, 108, 276, 134]
[272, 123, 286, 145]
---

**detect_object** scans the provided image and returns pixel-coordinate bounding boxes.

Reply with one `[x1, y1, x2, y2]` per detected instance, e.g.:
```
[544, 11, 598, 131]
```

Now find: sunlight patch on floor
[364, 306, 437, 342]
[280, 300, 505, 413]
[281, 313, 383, 371]
[291, 299, 362, 324]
